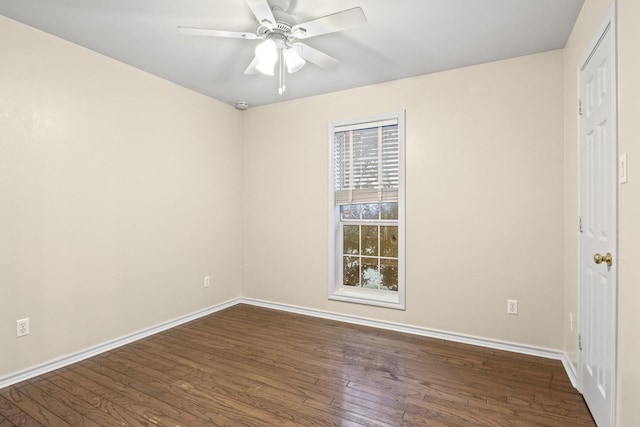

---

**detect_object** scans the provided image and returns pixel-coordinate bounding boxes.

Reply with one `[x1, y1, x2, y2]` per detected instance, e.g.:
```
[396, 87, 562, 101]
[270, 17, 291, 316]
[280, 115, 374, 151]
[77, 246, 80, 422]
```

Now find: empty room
[1, 0, 639, 426]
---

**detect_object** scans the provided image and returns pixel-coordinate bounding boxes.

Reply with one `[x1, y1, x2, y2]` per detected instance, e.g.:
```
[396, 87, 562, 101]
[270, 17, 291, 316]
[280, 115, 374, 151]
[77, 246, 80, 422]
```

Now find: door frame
[577, 2, 618, 426]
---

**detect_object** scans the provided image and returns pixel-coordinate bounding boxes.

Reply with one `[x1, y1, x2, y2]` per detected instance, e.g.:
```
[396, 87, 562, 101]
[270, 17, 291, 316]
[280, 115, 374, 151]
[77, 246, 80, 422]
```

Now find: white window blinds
[333, 119, 399, 206]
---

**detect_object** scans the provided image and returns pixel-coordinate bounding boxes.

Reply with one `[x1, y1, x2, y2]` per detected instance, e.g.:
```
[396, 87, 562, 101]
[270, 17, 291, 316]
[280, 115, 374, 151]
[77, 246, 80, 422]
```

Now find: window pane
[380, 226, 398, 258]
[341, 204, 362, 220]
[361, 257, 380, 289]
[380, 259, 398, 291]
[343, 256, 360, 287]
[343, 225, 359, 254]
[361, 225, 378, 256]
[361, 203, 380, 219]
[381, 202, 398, 220]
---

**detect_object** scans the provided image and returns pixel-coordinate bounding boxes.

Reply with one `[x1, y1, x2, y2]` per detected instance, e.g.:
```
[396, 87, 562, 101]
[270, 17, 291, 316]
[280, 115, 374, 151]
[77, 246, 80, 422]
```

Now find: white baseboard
[1, 296, 578, 391]
[561, 354, 579, 388]
[0, 298, 240, 390]
[239, 297, 579, 388]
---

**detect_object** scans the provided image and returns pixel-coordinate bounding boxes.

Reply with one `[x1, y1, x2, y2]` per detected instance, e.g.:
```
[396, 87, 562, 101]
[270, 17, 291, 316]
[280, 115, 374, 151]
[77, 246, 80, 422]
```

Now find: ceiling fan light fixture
[255, 38, 277, 61]
[255, 38, 278, 75]
[256, 58, 276, 76]
[284, 48, 306, 73]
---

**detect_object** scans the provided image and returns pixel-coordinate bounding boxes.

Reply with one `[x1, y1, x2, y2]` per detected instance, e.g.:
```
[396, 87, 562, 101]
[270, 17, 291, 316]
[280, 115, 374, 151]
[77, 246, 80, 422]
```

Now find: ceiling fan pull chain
[279, 49, 286, 94]
[279, 49, 282, 94]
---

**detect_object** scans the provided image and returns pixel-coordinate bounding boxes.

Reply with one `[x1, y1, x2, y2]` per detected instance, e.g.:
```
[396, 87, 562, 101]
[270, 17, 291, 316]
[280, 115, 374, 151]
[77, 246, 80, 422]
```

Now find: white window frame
[328, 111, 406, 309]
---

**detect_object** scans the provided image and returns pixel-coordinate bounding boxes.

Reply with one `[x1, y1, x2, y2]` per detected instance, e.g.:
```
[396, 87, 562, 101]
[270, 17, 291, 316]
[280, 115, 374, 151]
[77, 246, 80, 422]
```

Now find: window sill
[329, 287, 405, 310]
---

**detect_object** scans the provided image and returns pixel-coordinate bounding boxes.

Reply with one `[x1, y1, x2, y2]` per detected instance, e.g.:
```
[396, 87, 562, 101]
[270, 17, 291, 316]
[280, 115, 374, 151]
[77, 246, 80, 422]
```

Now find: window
[328, 112, 405, 309]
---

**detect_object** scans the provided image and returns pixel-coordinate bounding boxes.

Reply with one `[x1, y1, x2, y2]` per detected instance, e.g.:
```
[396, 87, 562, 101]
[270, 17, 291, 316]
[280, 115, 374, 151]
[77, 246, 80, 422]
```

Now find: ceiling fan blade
[294, 43, 341, 70]
[291, 7, 366, 39]
[178, 26, 258, 39]
[244, 56, 260, 75]
[245, 0, 276, 30]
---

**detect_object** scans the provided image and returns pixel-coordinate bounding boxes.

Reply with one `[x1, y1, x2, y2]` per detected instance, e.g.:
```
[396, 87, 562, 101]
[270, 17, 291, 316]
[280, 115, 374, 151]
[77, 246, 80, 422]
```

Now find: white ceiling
[0, 0, 584, 108]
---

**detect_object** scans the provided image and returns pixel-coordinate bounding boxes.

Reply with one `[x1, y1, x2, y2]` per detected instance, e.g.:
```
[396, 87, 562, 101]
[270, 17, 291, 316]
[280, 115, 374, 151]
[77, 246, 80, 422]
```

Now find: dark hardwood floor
[0, 304, 595, 426]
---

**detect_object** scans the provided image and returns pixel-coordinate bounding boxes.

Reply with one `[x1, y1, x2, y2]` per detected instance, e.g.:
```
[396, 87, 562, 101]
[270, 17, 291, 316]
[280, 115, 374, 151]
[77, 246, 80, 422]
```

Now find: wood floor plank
[80, 360, 259, 427]
[95, 352, 307, 426]
[99, 348, 361, 427]
[0, 393, 46, 427]
[136, 332, 346, 406]
[135, 338, 339, 407]
[74, 360, 214, 427]
[0, 388, 68, 426]
[0, 304, 595, 426]
[56, 367, 190, 427]
[29, 376, 140, 427]
[17, 380, 100, 427]
[45, 370, 149, 427]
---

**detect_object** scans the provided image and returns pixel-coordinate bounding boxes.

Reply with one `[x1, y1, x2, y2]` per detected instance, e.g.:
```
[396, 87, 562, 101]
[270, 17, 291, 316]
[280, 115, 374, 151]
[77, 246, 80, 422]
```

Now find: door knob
[594, 252, 613, 267]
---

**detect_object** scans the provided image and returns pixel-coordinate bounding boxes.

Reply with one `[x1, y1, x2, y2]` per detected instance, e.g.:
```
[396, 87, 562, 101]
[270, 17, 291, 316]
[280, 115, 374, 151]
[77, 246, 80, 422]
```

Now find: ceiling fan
[178, 0, 367, 95]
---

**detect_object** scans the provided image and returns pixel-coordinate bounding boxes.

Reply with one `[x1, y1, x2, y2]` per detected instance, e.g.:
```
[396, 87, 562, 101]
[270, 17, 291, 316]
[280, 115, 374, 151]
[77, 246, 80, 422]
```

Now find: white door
[579, 10, 617, 427]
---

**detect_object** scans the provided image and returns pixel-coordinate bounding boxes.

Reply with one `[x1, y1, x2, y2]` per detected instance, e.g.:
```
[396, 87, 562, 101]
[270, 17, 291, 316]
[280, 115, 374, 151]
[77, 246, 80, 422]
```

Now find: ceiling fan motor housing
[257, 19, 294, 43]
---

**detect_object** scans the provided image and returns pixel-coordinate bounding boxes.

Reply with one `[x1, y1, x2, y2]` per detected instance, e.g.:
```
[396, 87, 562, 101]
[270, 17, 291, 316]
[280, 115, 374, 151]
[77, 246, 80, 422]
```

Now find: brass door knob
[594, 252, 613, 267]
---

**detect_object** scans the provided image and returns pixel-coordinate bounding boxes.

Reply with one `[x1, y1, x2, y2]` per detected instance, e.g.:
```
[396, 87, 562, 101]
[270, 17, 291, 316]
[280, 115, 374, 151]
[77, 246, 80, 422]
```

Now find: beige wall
[242, 50, 565, 349]
[616, 0, 640, 424]
[0, 16, 243, 377]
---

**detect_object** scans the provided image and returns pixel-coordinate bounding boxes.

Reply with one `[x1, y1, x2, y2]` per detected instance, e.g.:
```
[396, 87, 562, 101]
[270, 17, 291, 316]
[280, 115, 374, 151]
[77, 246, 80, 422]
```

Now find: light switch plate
[620, 153, 628, 184]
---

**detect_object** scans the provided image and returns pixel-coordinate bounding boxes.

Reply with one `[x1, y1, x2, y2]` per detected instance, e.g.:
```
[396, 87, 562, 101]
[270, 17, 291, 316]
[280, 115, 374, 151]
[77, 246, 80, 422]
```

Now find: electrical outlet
[204, 275, 210, 288]
[507, 300, 518, 315]
[16, 318, 30, 337]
